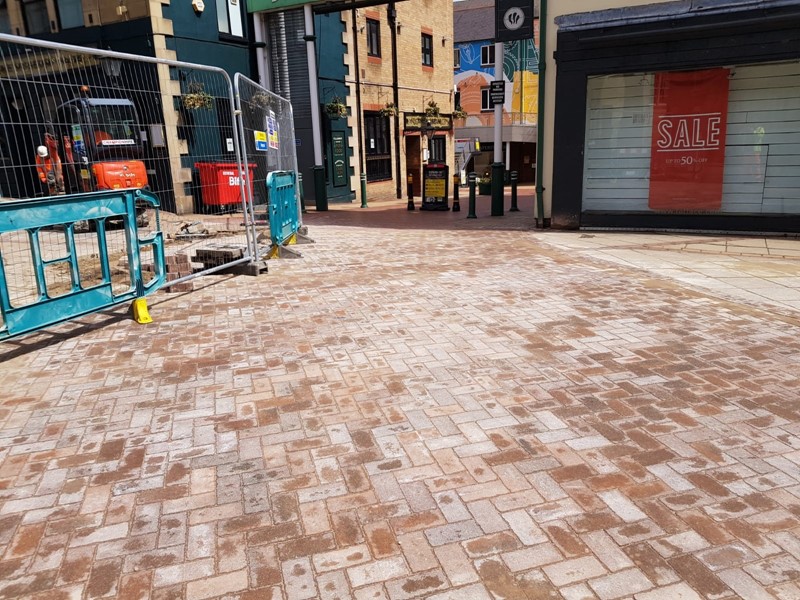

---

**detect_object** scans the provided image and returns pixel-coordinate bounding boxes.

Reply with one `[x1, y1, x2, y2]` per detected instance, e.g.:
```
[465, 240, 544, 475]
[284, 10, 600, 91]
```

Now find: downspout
[388, 2, 401, 199]
[277, 13, 291, 99]
[535, 0, 547, 227]
[352, 9, 365, 178]
[254, 13, 268, 88]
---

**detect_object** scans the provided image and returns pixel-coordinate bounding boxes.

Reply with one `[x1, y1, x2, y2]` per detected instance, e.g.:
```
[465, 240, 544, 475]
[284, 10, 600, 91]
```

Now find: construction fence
[0, 34, 301, 339]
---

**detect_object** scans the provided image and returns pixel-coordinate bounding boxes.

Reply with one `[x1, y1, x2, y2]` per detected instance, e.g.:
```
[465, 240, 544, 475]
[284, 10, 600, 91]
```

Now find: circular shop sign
[503, 7, 525, 31]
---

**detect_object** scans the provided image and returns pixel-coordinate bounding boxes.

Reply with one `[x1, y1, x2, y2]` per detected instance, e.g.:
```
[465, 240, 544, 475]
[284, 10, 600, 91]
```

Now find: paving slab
[2, 193, 800, 598]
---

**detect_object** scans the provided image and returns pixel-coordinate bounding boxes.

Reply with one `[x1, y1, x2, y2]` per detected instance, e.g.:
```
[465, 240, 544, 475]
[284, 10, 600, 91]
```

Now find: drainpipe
[254, 13, 267, 88]
[535, 0, 547, 227]
[388, 2, 401, 199]
[352, 9, 366, 183]
[304, 4, 327, 210]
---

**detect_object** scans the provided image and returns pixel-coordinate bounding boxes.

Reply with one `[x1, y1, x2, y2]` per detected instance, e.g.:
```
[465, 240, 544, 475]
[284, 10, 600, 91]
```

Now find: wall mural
[455, 26, 539, 126]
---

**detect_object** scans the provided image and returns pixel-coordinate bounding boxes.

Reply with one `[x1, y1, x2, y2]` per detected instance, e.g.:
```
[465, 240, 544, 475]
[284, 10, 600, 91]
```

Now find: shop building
[542, 0, 800, 232]
[248, 0, 455, 205]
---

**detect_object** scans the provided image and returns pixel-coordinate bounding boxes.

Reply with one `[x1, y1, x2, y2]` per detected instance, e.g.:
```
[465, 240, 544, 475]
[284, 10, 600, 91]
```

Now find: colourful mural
[454, 25, 539, 126]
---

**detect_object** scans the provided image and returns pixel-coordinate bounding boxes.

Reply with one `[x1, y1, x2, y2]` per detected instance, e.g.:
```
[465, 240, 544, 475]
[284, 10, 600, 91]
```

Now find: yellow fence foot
[132, 297, 153, 324]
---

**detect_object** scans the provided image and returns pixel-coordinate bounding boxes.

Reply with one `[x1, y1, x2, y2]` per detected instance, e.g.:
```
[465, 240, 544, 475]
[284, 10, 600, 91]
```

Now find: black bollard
[510, 170, 519, 212]
[407, 173, 415, 211]
[467, 172, 477, 219]
[452, 175, 460, 212]
[360, 173, 368, 208]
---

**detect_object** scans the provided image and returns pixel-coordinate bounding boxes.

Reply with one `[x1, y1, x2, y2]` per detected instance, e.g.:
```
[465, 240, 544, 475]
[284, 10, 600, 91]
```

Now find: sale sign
[648, 68, 730, 211]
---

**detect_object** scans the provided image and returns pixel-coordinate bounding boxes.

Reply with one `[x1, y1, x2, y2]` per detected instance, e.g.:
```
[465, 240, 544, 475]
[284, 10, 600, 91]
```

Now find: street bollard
[298, 173, 307, 213]
[407, 173, 415, 211]
[467, 172, 477, 219]
[510, 170, 519, 212]
[452, 175, 460, 212]
[360, 173, 368, 208]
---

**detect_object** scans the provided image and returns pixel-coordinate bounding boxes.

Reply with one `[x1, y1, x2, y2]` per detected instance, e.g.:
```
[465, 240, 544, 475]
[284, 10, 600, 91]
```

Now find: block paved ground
[2, 191, 800, 599]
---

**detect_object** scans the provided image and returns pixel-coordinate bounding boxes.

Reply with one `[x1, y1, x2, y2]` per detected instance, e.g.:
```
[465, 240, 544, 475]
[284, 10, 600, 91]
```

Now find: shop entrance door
[405, 136, 421, 196]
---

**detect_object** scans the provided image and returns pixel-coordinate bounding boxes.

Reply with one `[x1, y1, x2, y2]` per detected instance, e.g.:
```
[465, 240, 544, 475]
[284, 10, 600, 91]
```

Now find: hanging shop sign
[495, 0, 534, 43]
[403, 113, 453, 132]
[648, 68, 730, 211]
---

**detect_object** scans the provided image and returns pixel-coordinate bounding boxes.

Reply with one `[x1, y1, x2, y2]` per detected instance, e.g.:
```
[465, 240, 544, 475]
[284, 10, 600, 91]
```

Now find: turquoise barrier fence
[0, 189, 165, 340]
[267, 171, 299, 246]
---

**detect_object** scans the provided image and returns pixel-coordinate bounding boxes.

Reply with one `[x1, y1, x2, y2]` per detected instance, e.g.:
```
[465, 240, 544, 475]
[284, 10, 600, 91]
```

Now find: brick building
[342, 0, 456, 201]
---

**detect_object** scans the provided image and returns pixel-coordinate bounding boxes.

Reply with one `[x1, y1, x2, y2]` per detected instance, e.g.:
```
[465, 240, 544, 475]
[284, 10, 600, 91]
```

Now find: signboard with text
[403, 113, 453, 132]
[490, 81, 505, 104]
[648, 68, 730, 211]
[422, 163, 450, 211]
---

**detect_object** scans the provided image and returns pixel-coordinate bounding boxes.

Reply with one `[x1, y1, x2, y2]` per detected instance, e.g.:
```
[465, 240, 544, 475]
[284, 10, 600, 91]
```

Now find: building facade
[249, 0, 455, 205]
[344, 0, 455, 201]
[453, 0, 538, 183]
[542, 0, 800, 232]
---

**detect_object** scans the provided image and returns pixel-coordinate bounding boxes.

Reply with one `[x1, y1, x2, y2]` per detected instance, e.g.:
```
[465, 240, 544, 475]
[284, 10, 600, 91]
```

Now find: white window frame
[217, 0, 244, 37]
[481, 87, 494, 112]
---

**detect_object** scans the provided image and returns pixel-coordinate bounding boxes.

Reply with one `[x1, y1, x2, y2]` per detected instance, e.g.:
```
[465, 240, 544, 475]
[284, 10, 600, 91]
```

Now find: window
[22, 0, 49, 35]
[0, 1, 11, 34]
[453, 48, 460, 70]
[57, 0, 83, 29]
[364, 111, 391, 182]
[421, 33, 433, 67]
[429, 137, 446, 163]
[481, 87, 494, 112]
[217, 0, 244, 37]
[366, 19, 380, 57]
[481, 45, 495, 66]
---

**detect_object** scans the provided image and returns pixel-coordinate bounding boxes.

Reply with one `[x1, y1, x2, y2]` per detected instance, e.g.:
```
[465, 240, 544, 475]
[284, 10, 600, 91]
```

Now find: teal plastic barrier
[266, 171, 298, 246]
[0, 189, 165, 340]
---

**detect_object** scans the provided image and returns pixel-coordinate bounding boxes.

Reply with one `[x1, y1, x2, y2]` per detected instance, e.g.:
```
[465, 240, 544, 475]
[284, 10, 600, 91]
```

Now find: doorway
[405, 135, 421, 196]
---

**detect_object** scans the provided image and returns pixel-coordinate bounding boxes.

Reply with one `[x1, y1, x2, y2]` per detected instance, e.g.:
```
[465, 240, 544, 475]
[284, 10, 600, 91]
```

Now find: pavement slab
[2, 193, 800, 598]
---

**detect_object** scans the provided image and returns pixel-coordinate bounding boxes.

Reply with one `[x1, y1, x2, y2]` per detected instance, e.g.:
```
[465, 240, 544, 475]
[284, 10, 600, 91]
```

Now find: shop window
[481, 44, 495, 66]
[0, 1, 11, 34]
[366, 18, 380, 57]
[421, 33, 433, 67]
[22, 0, 49, 35]
[429, 137, 445, 163]
[454, 48, 460, 70]
[481, 88, 494, 112]
[57, 0, 83, 29]
[365, 111, 391, 182]
[217, 0, 244, 37]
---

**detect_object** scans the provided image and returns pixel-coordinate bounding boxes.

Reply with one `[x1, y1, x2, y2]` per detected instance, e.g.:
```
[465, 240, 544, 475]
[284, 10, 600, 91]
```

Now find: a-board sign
[422, 163, 450, 211]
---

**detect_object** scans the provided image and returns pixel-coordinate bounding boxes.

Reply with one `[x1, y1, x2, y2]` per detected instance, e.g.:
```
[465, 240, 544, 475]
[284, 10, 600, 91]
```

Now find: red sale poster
[648, 68, 730, 211]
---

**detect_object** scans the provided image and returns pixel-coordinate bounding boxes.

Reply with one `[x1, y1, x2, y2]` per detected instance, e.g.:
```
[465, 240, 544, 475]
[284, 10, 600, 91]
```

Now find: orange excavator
[55, 89, 149, 225]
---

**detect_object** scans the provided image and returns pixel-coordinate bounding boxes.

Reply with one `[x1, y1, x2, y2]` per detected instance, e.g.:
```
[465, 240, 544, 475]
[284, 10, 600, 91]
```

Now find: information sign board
[422, 163, 450, 211]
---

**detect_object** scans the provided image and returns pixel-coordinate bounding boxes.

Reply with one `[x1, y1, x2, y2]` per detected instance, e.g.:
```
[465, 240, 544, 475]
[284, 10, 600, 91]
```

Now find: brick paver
[3, 195, 800, 598]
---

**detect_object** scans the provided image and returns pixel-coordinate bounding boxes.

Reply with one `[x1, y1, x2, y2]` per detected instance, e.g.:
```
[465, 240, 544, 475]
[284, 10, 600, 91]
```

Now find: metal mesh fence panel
[0, 34, 257, 317]
[235, 74, 299, 259]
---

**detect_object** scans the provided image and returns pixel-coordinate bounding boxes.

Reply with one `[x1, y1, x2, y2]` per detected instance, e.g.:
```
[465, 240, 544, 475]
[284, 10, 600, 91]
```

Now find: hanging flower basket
[251, 91, 276, 110]
[452, 108, 467, 120]
[424, 100, 440, 118]
[379, 102, 397, 117]
[325, 96, 348, 119]
[182, 82, 213, 111]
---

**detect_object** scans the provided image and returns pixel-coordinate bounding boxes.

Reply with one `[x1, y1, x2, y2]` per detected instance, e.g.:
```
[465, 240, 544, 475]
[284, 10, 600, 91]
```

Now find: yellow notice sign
[425, 179, 446, 198]
[254, 130, 268, 151]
